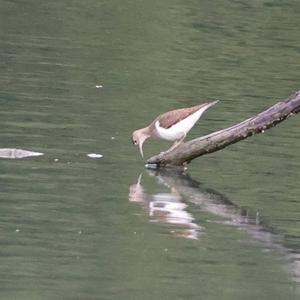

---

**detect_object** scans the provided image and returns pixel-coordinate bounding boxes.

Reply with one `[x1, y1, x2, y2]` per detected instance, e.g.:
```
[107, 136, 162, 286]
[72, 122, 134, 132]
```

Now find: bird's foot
[166, 138, 184, 152]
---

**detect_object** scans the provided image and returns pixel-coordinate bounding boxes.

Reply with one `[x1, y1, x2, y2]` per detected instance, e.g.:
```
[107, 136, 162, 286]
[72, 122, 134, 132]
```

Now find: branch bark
[147, 90, 300, 167]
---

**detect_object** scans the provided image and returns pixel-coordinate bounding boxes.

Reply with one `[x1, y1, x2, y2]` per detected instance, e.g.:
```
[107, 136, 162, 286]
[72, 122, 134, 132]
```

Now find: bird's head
[132, 129, 149, 158]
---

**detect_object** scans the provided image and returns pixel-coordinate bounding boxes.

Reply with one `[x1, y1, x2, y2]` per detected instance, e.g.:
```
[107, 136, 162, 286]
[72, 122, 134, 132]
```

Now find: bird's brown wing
[152, 103, 209, 129]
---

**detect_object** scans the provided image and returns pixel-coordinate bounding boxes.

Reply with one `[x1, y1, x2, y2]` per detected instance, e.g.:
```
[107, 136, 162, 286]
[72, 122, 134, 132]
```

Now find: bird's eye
[134, 140, 137, 145]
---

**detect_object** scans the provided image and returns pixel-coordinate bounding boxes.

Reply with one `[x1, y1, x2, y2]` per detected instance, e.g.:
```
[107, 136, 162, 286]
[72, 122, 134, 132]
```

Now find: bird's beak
[138, 142, 144, 158]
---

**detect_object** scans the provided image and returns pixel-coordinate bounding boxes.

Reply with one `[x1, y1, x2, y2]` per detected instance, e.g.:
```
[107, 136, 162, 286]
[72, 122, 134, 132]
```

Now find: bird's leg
[166, 134, 186, 152]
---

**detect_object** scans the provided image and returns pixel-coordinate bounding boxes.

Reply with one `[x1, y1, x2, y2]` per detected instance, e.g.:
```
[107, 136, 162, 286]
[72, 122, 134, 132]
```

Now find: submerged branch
[147, 90, 300, 167]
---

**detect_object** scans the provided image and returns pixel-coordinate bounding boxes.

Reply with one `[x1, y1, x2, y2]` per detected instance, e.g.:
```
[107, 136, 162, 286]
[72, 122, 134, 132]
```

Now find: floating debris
[0, 148, 44, 159]
[95, 85, 103, 88]
[111, 136, 115, 140]
[54, 158, 59, 162]
[87, 153, 103, 159]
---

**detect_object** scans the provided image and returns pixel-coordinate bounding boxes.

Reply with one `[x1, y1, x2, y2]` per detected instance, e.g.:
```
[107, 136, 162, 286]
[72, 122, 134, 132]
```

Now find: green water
[0, 0, 299, 299]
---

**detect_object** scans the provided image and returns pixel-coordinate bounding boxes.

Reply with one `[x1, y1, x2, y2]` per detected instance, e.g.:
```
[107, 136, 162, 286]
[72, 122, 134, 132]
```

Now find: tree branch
[147, 90, 300, 167]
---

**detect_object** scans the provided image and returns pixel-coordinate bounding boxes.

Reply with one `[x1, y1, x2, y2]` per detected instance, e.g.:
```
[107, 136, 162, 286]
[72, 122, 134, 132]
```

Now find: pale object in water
[0, 148, 44, 159]
[87, 153, 103, 159]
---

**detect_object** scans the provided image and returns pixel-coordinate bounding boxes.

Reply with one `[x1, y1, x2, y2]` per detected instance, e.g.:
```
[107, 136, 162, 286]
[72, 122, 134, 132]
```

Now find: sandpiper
[132, 100, 218, 157]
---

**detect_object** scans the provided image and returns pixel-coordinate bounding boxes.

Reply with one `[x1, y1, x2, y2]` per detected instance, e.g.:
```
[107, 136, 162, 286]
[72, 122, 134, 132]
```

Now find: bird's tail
[206, 100, 219, 109]
[193, 100, 219, 123]
[196, 100, 219, 116]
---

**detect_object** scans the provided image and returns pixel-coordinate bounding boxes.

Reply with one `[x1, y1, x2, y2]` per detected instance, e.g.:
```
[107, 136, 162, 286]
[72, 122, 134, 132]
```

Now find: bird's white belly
[155, 121, 185, 141]
[155, 107, 206, 141]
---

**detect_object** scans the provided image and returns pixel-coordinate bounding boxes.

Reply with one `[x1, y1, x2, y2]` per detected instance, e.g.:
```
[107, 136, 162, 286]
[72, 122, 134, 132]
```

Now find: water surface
[0, 0, 299, 299]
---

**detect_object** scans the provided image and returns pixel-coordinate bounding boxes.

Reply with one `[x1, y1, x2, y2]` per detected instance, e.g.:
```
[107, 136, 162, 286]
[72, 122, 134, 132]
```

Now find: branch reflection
[129, 169, 299, 286]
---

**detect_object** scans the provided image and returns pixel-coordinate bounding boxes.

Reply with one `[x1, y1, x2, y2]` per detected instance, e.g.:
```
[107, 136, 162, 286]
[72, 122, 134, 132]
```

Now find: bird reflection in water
[129, 174, 201, 240]
[129, 169, 300, 287]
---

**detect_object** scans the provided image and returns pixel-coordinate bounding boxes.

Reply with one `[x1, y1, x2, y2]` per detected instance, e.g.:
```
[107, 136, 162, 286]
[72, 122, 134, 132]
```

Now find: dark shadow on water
[129, 169, 300, 287]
